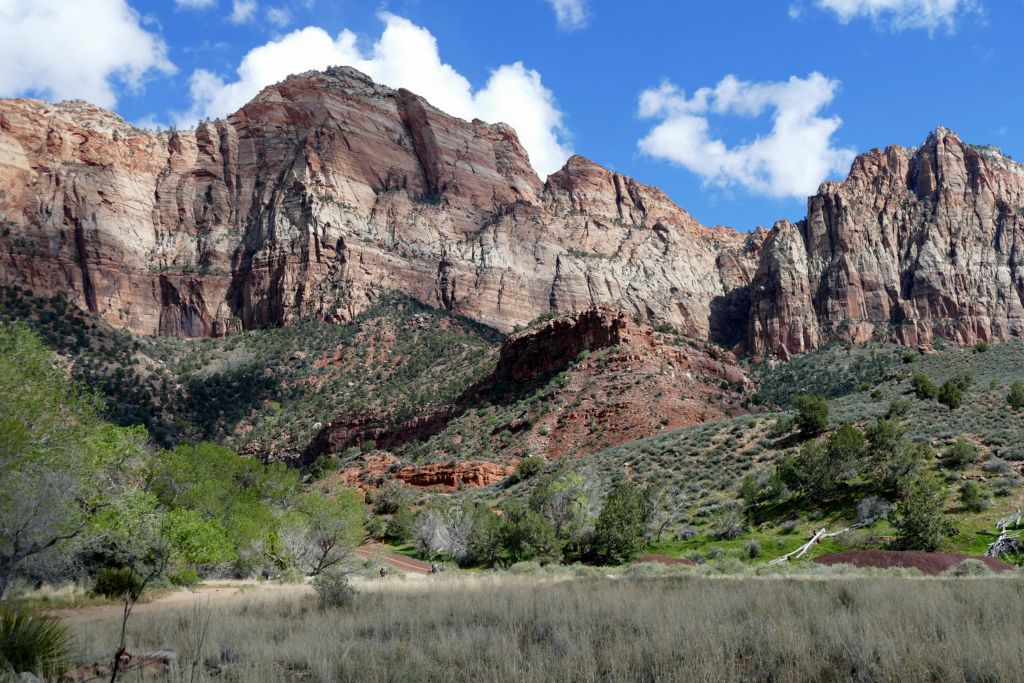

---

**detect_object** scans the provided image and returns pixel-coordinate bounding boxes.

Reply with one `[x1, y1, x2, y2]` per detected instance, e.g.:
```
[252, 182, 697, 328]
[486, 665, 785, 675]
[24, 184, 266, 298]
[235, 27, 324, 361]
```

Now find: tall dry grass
[70, 574, 1024, 682]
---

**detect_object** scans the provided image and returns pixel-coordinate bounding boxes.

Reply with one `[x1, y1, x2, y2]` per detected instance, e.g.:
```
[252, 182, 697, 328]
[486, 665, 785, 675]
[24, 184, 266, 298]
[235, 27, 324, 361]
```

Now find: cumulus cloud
[803, 0, 975, 32]
[0, 0, 175, 108]
[547, 0, 589, 30]
[230, 0, 257, 23]
[180, 13, 571, 176]
[637, 73, 856, 199]
[265, 5, 291, 27]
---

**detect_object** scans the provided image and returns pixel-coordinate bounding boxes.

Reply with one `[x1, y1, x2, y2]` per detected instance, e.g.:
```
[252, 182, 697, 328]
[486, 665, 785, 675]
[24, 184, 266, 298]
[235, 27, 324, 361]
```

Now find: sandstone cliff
[0, 67, 759, 339]
[749, 127, 1024, 356]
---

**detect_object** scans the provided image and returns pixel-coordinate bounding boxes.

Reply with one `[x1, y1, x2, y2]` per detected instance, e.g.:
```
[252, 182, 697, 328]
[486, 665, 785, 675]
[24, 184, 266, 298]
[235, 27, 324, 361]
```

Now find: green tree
[498, 499, 558, 563]
[590, 481, 654, 564]
[283, 491, 365, 575]
[164, 509, 236, 566]
[0, 325, 147, 599]
[893, 473, 952, 551]
[529, 461, 593, 544]
[792, 395, 829, 439]
[1008, 381, 1024, 410]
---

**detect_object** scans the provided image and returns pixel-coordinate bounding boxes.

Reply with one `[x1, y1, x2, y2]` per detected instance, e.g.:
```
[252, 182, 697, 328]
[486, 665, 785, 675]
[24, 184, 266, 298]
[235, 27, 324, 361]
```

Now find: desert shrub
[738, 469, 786, 507]
[938, 381, 963, 410]
[1008, 381, 1024, 410]
[792, 395, 829, 438]
[710, 503, 746, 540]
[0, 606, 74, 678]
[942, 437, 978, 469]
[745, 540, 761, 559]
[779, 519, 800, 534]
[974, 342, 989, 353]
[911, 373, 938, 400]
[372, 480, 410, 515]
[675, 526, 699, 540]
[92, 566, 144, 600]
[856, 496, 891, 525]
[499, 500, 559, 564]
[312, 569, 355, 608]
[886, 398, 911, 418]
[514, 455, 546, 481]
[957, 481, 989, 513]
[944, 559, 991, 577]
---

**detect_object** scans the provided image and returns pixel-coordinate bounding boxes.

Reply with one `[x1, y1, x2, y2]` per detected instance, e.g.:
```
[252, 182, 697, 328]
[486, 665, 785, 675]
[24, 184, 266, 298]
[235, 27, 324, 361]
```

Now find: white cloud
[0, 0, 175, 108]
[806, 0, 975, 31]
[547, 0, 589, 30]
[265, 5, 290, 27]
[637, 73, 856, 199]
[180, 13, 571, 176]
[176, 0, 217, 7]
[230, 0, 257, 23]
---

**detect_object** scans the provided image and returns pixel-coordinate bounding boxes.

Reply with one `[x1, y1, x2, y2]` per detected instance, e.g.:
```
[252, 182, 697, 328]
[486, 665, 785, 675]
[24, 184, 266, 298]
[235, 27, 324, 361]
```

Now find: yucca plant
[0, 605, 75, 678]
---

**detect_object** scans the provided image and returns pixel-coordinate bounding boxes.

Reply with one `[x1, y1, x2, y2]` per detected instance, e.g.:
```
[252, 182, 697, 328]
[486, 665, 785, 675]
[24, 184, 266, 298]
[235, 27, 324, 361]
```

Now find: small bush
[312, 569, 355, 608]
[938, 381, 963, 410]
[974, 342, 989, 353]
[710, 504, 746, 540]
[943, 559, 992, 577]
[957, 481, 989, 513]
[911, 373, 938, 400]
[745, 540, 761, 559]
[92, 566, 144, 600]
[792, 395, 829, 438]
[0, 606, 75, 678]
[1008, 381, 1024, 410]
[514, 455, 546, 480]
[856, 496, 891, 525]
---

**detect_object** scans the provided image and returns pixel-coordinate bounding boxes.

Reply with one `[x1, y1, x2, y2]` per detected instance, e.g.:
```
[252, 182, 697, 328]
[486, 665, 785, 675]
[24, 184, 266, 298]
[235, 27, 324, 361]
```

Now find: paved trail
[354, 543, 432, 574]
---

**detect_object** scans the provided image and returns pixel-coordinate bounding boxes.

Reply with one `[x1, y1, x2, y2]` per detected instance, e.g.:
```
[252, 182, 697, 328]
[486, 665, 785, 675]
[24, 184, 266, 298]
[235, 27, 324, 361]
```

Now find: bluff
[2, 69, 1023, 357]
[0, 67, 759, 340]
[750, 127, 1024, 357]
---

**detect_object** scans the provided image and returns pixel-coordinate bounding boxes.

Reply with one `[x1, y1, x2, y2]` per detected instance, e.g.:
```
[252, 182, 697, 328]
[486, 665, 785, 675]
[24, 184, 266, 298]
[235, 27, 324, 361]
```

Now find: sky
[0, 0, 1019, 230]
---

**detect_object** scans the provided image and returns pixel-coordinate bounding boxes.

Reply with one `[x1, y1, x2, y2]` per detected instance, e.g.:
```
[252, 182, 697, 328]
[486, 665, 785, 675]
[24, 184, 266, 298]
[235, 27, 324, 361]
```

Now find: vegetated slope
[314, 309, 755, 486]
[468, 339, 1024, 563]
[0, 286, 501, 454]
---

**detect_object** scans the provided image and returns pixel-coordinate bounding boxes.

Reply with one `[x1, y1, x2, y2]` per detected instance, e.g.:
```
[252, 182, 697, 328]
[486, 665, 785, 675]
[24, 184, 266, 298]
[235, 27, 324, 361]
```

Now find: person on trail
[379, 567, 387, 580]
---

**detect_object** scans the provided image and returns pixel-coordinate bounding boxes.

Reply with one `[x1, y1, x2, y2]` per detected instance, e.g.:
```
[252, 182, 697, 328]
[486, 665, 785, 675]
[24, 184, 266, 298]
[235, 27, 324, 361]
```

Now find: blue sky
[1, 0, 1019, 230]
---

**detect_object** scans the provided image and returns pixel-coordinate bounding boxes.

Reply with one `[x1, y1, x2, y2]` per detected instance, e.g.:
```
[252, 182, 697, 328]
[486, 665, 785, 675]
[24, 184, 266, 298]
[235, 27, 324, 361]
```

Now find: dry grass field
[67, 573, 1024, 682]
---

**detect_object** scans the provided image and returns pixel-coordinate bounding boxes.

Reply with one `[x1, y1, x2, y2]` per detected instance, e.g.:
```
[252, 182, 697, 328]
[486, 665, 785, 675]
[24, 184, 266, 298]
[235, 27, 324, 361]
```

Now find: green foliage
[312, 569, 355, 609]
[974, 342, 989, 353]
[938, 380, 963, 409]
[710, 503, 747, 540]
[164, 509, 236, 566]
[515, 455, 546, 481]
[1007, 381, 1024, 410]
[92, 566, 145, 600]
[498, 499, 558, 563]
[893, 474, 952, 551]
[529, 461, 592, 542]
[590, 481, 654, 564]
[168, 567, 201, 588]
[0, 324, 147, 597]
[942, 437, 978, 469]
[911, 373, 939, 400]
[294, 491, 366, 575]
[0, 606, 74, 678]
[957, 481, 989, 513]
[792, 395, 829, 438]
[738, 469, 786, 507]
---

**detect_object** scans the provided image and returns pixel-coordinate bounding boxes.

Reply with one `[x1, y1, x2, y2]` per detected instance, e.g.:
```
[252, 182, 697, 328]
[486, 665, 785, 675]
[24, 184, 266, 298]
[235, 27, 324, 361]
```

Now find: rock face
[337, 452, 514, 490]
[0, 67, 759, 339]
[3, 69, 1022, 357]
[750, 127, 1024, 356]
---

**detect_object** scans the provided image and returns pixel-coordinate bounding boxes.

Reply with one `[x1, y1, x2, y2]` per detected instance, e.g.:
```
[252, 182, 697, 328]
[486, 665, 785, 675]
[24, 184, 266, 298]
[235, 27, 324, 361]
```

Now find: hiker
[379, 566, 387, 580]
[429, 564, 439, 574]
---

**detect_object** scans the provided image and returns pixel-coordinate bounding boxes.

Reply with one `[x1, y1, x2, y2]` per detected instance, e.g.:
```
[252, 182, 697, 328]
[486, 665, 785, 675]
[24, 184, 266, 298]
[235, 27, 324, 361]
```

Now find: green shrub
[710, 503, 747, 540]
[0, 606, 74, 678]
[590, 482, 654, 564]
[1008, 381, 1024, 410]
[745, 540, 761, 559]
[168, 567, 201, 588]
[92, 566, 144, 600]
[893, 474, 953, 551]
[911, 373, 939, 400]
[938, 381, 963, 410]
[312, 569, 355, 608]
[944, 559, 992, 577]
[515, 455, 546, 480]
[957, 481, 989, 513]
[974, 342, 989, 353]
[942, 437, 978, 469]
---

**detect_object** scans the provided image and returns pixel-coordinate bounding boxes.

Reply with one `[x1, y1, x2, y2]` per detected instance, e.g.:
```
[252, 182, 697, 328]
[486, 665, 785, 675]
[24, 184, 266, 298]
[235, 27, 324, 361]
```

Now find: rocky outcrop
[337, 451, 513, 490]
[750, 127, 1024, 356]
[310, 307, 754, 462]
[0, 67, 758, 338]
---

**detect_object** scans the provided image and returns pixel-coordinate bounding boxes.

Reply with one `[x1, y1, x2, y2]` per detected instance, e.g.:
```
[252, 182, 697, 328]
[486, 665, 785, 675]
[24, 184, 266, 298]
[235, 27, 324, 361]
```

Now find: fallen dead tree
[768, 523, 866, 565]
[985, 510, 1024, 559]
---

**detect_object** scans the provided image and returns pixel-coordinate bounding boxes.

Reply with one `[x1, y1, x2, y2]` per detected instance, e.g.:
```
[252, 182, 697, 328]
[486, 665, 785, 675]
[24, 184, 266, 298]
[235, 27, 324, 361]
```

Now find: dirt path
[354, 543, 432, 574]
[49, 584, 257, 624]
